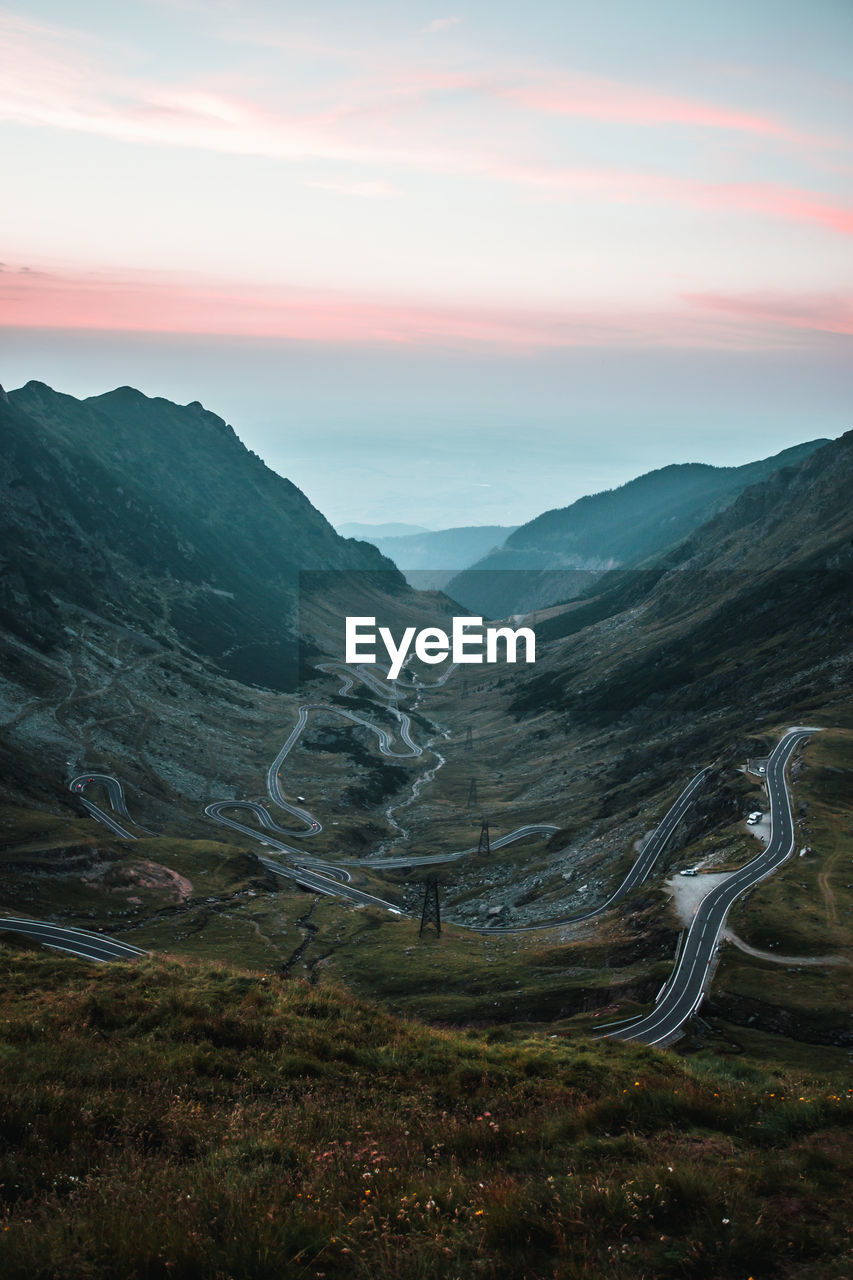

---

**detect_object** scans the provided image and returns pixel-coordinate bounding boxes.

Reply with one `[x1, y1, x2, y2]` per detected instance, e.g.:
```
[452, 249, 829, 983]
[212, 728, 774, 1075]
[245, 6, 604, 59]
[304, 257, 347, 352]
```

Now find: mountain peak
[1, 380, 406, 690]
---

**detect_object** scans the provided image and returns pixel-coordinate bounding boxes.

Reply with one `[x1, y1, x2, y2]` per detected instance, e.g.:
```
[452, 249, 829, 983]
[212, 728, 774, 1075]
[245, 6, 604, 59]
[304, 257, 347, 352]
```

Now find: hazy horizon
[3, 328, 848, 527]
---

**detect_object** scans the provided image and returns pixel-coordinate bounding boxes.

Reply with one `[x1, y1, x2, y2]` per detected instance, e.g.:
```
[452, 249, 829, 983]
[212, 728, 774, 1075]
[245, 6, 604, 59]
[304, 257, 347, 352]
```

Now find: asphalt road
[263, 698, 423, 835]
[210, 769, 706, 926]
[0, 917, 147, 963]
[61, 659, 811, 1038]
[205, 800, 312, 856]
[72, 663, 709, 926]
[478, 765, 710, 936]
[258, 859, 404, 913]
[357, 822, 560, 869]
[605, 727, 817, 1046]
[562, 766, 712, 924]
[69, 773, 140, 839]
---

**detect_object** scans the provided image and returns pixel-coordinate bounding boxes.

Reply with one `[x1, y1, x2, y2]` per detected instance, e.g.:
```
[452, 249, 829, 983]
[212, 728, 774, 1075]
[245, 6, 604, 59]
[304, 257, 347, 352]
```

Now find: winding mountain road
[66, 661, 712, 933]
[0, 917, 147, 962]
[605, 727, 817, 1045]
[543, 765, 712, 926]
[58, 664, 817, 1052]
[70, 772, 137, 839]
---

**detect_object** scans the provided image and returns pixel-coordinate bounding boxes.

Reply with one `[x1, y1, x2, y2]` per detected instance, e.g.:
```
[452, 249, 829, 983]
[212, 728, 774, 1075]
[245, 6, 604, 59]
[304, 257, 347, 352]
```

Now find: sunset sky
[2, 0, 851, 526]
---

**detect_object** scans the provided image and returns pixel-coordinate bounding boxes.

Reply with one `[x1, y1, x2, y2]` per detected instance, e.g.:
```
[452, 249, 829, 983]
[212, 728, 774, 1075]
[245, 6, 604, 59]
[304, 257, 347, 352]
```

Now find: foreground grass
[1, 949, 852, 1279]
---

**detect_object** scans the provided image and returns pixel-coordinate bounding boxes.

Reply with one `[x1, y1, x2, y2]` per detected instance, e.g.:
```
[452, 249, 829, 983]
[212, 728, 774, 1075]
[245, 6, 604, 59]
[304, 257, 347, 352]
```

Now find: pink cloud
[483, 161, 853, 235]
[1, 265, 846, 351]
[1, 13, 850, 241]
[683, 290, 853, 336]
[501, 74, 827, 145]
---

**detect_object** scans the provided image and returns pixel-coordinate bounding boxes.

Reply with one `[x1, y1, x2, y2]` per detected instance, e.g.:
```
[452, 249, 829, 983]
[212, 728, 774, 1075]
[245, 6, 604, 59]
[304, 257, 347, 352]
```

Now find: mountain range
[336, 521, 432, 539]
[445, 439, 828, 617]
[508, 429, 852, 744]
[343, 523, 519, 590]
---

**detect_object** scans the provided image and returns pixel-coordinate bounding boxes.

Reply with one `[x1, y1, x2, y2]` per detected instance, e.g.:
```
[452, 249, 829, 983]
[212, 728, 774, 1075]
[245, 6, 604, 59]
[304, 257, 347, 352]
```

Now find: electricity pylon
[419, 877, 441, 937]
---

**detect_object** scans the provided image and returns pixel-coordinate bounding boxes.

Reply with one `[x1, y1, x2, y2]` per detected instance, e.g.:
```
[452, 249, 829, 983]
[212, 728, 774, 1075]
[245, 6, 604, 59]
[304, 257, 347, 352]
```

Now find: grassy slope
[1, 948, 852, 1280]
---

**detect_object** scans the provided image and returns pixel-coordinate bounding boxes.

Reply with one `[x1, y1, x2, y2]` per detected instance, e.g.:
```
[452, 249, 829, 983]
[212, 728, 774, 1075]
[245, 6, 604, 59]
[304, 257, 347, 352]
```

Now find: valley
[1, 389, 851, 1060]
[2, 589, 848, 1054]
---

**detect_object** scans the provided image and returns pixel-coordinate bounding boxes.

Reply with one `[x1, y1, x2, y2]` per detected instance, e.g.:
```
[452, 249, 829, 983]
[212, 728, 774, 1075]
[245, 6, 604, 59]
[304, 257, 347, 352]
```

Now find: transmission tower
[465, 725, 473, 752]
[419, 877, 441, 937]
[477, 819, 490, 856]
[466, 777, 478, 807]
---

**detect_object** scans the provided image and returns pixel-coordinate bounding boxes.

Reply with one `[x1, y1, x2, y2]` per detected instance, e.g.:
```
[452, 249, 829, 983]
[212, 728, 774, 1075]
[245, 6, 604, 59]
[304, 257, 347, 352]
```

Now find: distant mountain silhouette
[353, 524, 519, 590]
[336, 522, 432, 539]
[446, 440, 829, 618]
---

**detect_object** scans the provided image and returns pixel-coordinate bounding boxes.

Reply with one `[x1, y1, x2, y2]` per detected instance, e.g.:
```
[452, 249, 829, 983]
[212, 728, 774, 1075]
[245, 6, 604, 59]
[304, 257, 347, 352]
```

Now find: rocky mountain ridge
[446, 438, 830, 617]
[1, 380, 406, 691]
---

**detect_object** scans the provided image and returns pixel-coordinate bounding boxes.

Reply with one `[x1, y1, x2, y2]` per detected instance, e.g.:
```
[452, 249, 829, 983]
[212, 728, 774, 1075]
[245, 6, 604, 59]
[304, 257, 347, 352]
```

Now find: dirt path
[817, 858, 840, 928]
[723, 928, 850, 967]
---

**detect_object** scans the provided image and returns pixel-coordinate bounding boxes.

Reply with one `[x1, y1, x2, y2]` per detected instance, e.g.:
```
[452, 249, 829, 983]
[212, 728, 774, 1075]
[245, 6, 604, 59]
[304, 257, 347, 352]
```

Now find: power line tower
[466, 777, 478, 807]
[465, 725, 473, 752]
[419, 877, 441, 937]
[477, 819, 490, 856]
[461, 679, 468, 699]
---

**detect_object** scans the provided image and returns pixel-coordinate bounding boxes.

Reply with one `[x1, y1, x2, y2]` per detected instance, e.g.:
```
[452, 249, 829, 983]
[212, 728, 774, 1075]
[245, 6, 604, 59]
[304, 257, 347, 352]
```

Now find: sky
[1, 0, 851, 527]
